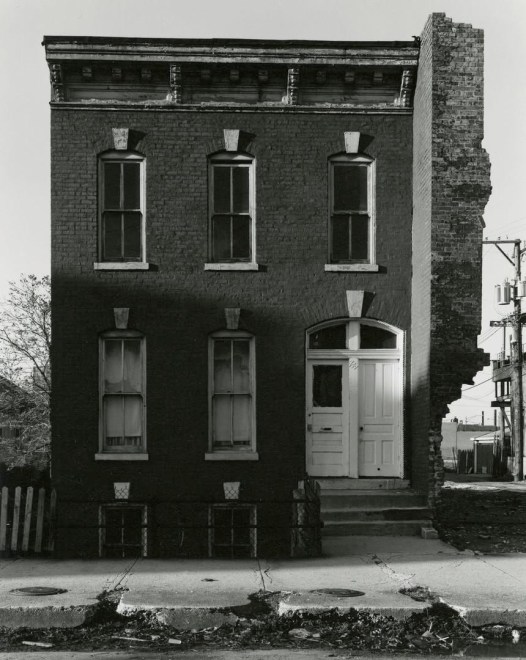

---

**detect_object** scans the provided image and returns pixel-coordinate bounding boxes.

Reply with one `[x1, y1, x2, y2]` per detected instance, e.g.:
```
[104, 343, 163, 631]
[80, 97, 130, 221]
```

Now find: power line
[462, 376, 493, 391]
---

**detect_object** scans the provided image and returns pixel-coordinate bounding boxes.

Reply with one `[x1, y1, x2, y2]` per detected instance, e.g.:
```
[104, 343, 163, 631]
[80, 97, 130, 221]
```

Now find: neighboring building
[44, 13, 491, 557]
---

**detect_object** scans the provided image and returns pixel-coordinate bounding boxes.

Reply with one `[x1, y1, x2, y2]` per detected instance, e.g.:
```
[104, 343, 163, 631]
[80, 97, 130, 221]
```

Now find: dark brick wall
[51, 108, 413, 555]
[412, 14, 491, 500]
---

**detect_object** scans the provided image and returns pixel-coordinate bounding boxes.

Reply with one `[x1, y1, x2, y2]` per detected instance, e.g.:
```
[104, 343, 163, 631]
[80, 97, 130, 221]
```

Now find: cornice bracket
[399, 69, 416, 108]
[287, 67, 299, 105]
[49, 63, 64, 102]
[167, 64, 182, 103]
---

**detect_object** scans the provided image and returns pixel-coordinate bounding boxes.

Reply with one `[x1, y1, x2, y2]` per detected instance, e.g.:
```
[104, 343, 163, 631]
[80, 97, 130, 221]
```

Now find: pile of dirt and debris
[0, 589, 521, 655]
[436, 483, 526, 553]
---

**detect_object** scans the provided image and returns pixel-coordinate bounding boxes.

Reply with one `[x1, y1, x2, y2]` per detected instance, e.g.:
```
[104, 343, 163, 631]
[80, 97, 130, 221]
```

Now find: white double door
[306, 357, 401, 477]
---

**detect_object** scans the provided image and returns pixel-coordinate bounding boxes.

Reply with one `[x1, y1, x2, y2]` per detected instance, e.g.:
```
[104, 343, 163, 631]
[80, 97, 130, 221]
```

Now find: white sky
[1, 0, 525, 422]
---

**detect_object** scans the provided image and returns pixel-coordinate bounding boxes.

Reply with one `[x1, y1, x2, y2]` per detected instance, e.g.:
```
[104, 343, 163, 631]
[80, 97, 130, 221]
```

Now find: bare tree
[0, 275, 50, 470]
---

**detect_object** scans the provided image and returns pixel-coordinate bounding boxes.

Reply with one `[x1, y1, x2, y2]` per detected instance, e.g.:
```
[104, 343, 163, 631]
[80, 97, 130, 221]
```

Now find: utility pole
[485, 239, 525, 480]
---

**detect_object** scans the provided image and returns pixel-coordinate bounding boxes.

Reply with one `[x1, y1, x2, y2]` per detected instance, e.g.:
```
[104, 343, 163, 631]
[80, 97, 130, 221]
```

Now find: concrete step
[322, 507, 432, 522]
[321, 489, 427, 508]
[315, 478, 410, 490]
[322, 520, 430, 536]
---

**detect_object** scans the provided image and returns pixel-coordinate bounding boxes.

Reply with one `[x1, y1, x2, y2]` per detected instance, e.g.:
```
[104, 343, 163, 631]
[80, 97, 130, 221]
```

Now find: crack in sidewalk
[256, 558, 272, 592]
[105, 557, 140, 593]
[371, 554, 415, 588]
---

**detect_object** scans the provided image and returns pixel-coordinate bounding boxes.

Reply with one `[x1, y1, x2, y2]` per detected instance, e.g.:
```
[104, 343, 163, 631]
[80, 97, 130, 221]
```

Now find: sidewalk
[1, 536, 525, 629]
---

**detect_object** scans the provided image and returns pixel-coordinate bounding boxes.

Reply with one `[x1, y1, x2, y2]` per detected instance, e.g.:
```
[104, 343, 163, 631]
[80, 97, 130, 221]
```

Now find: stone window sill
[205, 452, 259, 461]
[324, 264, 379, 272]
[94, 262, 150, 271]
[204, 263, 259, 271]
[95, 453, 149, 461]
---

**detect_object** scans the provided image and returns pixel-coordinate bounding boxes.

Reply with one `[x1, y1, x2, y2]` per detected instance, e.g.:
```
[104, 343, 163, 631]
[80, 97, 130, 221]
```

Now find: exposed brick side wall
[50, 109, 414, 556]
[412, 14, 491, 501]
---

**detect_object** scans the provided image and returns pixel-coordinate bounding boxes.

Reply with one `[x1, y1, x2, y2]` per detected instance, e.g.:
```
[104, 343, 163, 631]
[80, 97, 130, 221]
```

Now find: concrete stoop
[319, 481, 432, 537]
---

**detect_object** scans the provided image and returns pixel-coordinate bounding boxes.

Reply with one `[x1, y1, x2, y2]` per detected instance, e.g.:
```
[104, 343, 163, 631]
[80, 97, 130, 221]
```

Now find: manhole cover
[310, 588, 365, 597]
[10, 586, 67, 596]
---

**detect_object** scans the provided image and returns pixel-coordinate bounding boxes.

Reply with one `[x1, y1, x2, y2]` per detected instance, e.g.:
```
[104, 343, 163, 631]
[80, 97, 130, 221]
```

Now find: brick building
[44, 13, 491, 558]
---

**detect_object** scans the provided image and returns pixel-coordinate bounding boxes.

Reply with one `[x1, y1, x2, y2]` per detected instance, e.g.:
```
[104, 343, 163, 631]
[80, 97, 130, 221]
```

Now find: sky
[1, 0, 525, 422]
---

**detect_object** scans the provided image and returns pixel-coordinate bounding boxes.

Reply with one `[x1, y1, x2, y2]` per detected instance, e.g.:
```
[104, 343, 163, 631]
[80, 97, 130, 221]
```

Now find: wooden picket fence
[0, 486, 56, 555]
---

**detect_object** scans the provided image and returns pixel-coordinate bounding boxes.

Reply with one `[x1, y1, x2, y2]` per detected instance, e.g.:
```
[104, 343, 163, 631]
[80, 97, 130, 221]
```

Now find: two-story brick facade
[44, 13, 491, 558]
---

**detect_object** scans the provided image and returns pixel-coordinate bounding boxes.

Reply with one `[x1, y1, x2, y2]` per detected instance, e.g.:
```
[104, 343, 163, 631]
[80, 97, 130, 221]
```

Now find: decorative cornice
[44, 37, 419, 108]
[43, 37, 419, 67]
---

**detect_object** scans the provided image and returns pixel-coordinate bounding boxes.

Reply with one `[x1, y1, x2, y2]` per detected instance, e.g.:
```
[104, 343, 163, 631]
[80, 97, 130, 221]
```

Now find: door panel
[358, 360, 400, 477]
[306, 361, 349, 476]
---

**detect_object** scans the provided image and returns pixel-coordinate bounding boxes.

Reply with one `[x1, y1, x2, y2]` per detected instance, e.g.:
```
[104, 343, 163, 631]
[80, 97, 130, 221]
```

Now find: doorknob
[360, 426, 364, 431]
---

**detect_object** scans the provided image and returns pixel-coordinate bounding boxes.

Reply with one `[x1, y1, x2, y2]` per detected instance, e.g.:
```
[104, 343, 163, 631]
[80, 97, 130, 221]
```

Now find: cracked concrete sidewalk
[1, 536, 525, 629]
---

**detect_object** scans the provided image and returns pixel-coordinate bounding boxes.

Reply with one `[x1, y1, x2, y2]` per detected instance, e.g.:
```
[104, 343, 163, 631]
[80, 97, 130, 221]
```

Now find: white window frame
[96, 330, 148, 461]
[205, 153, 258, 271]
[205, 330, 258, 461]
[325, 154, 377, 272]
[94, 151, 148, 270]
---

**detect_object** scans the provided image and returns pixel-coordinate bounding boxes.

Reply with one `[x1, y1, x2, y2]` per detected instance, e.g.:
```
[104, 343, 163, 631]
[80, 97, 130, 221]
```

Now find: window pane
[104, 341, 123, 393]
[233, 394, 251, 445]
[123, 162, 140, 209]
[123, 396, 143, 444]
[312, 365, 342, 407]
[331, 215, 350, 262]
[122, 508, 143, 546]
[233, 508, 251, 544]
[350, 214, 369, 261]
[104, 396, 124, 441]
[232, 216, 250, 260]
[213, 395, 232, 446]
[232, 167, 249, 213]
[309, 324, 346, 349]
[213, 509, 232, 545]
[104, 509, 123, 545]
[212, 216, 231, 261]
[103, 213, 123, 261]
[333, 164, 368, 211]
[123, 213, 142, 260]
[232, 341, 250, 392]
[123, 340, 142, 392]
[214, 340, 232, 392]
[360, 325, 397, 349]
[214, 167, 231, 213]
[104, 163, 121, 209]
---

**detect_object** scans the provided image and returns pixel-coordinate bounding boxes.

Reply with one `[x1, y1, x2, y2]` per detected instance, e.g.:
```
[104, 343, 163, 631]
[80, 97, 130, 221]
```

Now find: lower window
[100, 332, 146, 454]
[209, 332, 256, 453]
[208, 504, 257, 558]
[99, 504, 147, 558]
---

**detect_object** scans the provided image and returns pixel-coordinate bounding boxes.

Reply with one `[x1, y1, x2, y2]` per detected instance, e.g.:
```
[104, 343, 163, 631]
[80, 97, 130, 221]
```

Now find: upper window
[329, 155, 375, 264]
[99, 152, 145, 263]
[208, 331, 256, 454]
[100, 332, 146, 454]
[209, 154, 255, 264]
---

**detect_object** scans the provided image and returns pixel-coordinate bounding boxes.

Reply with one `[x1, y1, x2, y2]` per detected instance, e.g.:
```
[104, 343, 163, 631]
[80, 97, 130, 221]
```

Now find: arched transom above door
[306, 319, 403, 479]
[307, 319, 402, 356]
